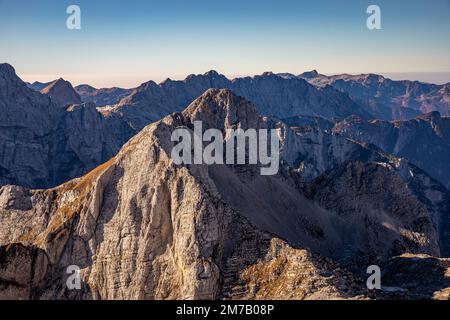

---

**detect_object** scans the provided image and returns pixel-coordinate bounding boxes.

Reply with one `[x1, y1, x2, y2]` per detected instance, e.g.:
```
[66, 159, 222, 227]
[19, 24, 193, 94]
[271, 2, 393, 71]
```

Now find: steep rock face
[48, 103, 134, 185]
[310, 161, 441, 261]
[0, 185, 32, 211]
[0, 89, 447, 300]
[0, 244, 49, 300]
[222, 239, 364, 300]
[106, 80, 179, 131]
[279, 124, 385, 181]
[0, 64, 60, 187]
[0, 64, 133, 188]
[176, 90, 450, 259]
[0, 118, 346, 299]
[298, 72, 450, 119]
[333, 112, 450, 190]
[40, 78, 82, 107]
[280, 114, 450, 255]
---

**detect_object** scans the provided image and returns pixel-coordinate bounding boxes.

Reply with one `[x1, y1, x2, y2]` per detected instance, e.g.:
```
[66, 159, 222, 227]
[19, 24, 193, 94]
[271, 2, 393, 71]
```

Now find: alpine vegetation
[171, 120, 280, 175]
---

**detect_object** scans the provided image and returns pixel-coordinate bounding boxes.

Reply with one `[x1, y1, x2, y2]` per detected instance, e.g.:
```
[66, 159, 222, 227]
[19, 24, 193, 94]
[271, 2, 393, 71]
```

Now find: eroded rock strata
[1, 89, 449, 300]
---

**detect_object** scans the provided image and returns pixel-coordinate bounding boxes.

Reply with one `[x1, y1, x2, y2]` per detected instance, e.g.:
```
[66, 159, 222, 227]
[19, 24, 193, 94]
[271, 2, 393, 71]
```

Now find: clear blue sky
[1, 0, 449, 87]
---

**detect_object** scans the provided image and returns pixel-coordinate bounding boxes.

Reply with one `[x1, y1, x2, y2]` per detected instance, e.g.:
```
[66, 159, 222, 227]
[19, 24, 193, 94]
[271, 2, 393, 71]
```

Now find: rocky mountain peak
[182, 88, 261, 130]
[364, 73, 385, 83]
[40, 78, 82, 107]
[0, 63, 16, 79]
[183, 71, 230, 87]
[0, 63, 24, 92]
[138, 80, 159, 91]
[75, 84, 97, 94]
[300, 70, 320, 79]
[203, 70, 220, 77]
[0, 63, 48, 102]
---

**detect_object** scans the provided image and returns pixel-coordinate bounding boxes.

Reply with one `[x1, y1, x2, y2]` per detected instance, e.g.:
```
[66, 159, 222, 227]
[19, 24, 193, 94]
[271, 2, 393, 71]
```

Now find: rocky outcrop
[0, 89, 448, 300]
[0, 185, 32, 211]
[0, 244, 49, 300]
[373, 254, 450, 300]
[224, 239, 365, 300]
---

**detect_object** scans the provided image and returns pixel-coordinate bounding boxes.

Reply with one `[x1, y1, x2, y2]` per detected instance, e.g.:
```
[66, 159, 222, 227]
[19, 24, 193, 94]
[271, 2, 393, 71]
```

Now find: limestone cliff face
[0, 89, 448, 300]
[0, 64, 133, 189]
[0, 64, 60, 187]
[333, 112, 450, 190]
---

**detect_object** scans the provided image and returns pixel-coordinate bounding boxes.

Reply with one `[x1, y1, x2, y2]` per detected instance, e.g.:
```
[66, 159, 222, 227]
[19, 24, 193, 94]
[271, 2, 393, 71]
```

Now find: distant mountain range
[97, 70, 375, 131]
[1, 62, 450, 299]
[75, 84, 133, 106]
[28, 69, 450, 122]
[1, 65, 372, 187]
[280, 70, 450, 120]
[4, 63, 450, 192]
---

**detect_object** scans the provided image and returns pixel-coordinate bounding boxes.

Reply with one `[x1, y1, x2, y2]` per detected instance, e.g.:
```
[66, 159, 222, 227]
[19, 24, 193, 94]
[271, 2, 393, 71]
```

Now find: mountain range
[1, 88, 449, 299]
[294, 70, 450, 120]
[1, 62, 450, 300]
[0, 65, 375, 188]
[5, 64, 450, 192]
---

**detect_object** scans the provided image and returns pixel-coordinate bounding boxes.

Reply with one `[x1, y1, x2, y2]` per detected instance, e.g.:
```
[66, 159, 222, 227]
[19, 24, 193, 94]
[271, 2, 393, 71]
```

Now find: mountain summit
[0, 63, 16, 79]
[0, 63, 28, 97]
[40, 78, 82, 107]
[299, 70, 321, 79]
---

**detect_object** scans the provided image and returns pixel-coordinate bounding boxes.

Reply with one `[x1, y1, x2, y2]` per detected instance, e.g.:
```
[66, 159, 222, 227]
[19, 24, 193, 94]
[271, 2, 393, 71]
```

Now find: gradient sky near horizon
[1, 0, 450, 87]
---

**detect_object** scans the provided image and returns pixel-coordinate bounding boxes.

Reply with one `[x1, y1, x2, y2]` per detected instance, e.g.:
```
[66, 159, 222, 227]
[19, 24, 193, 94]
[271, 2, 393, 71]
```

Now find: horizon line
[16, 70, 450, 89]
